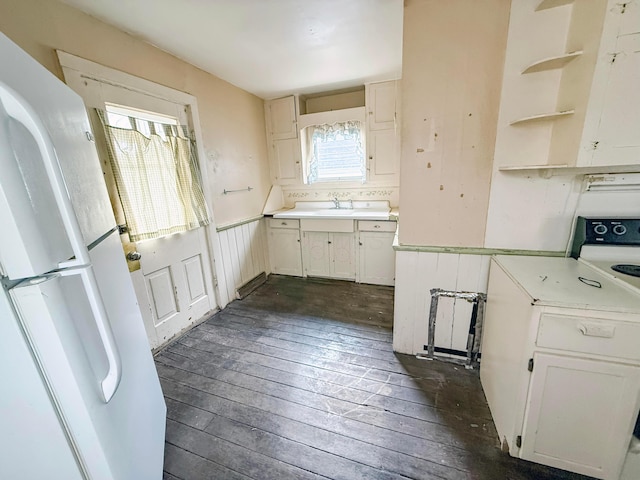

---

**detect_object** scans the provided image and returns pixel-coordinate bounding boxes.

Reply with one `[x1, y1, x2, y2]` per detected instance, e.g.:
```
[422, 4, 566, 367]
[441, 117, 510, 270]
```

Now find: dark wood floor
[156, 275, 593, 480]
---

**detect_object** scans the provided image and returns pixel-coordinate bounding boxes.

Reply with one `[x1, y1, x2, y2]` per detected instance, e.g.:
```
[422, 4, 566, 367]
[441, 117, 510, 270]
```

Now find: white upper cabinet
[494, 0, 640, 172]
[576, 2, 640, 168]
[366, 80, 401, 185]
[265, 96, 300, 185]
[266, 96, 297, 140]
[270, 137, 300, 185]
[367, 81, 397, 130]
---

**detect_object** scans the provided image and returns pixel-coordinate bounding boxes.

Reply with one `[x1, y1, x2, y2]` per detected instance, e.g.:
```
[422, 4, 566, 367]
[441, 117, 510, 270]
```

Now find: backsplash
[282, 185, 399, 208]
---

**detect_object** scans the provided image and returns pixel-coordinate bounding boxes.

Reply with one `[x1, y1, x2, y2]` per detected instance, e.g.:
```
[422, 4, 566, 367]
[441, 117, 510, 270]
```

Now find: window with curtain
[302, 120, 365, 184]
[97, 108, 210, 242]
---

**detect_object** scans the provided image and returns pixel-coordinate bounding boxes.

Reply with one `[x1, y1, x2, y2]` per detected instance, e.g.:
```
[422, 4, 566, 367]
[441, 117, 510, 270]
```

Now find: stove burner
[611, 264, 640, 278]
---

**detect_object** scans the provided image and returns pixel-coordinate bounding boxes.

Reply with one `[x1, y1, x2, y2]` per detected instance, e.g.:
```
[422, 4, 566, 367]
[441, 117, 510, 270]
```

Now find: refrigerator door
[10, 245, 166, 480]
[0, 288, 85, 480]
[0, 33, 115, 278]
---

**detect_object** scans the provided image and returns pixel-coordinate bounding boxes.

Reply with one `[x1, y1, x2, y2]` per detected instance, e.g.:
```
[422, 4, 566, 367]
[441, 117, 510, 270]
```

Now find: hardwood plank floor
[156, 275, 593, 480]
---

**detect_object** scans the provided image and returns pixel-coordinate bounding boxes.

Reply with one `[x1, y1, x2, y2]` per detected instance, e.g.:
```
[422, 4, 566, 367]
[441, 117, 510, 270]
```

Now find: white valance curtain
[304, 120, 365, 184]
[97, 109, 210, 242]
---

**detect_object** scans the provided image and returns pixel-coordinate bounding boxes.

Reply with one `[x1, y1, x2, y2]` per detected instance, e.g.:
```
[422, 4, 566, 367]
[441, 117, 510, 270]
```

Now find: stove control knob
[613, 224, 627, 236]
[594, 224, 608, 235]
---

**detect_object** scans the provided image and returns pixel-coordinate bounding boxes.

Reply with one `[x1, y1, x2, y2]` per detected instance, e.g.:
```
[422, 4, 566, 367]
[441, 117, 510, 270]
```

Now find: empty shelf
[522, 51, 583, 74]
[536, 0, 574, 11]
[510, 110, 575, 126]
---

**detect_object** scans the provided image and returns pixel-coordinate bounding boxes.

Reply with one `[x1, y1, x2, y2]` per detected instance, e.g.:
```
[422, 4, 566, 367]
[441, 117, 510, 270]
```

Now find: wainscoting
[393, 251, 491, 356]
[216, 217, 270, 307]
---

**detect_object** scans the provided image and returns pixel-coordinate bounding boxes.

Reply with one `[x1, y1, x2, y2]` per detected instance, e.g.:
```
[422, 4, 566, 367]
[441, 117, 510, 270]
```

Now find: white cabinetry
[265, 96, 300, 184]
[521, 353, 640, 478]
[302, 230, 356, 280]
[495, 0, 640, 172]
[366, 81, 400, 184]
[267, 219, 302, 276]
[577, 2, 640, 168]
[266, 96, 297, 140]
[481, 256, 640, 480]
[357, 220, 396, 286]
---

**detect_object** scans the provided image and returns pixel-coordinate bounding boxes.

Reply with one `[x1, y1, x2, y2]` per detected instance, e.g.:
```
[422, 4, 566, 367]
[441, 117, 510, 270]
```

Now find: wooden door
[303, 232, 330, 277]
[267, 96, 297, 140]
[268, 228, 303, 276]
[329, 233, 356, 280]
[60, 69, 217, 349]
[521, 353, 640, 479]
[367, 81, 397, 130]
[358, 231, 395, 285]
[271, 137, 301, 184]
[136, 229, 213, 346]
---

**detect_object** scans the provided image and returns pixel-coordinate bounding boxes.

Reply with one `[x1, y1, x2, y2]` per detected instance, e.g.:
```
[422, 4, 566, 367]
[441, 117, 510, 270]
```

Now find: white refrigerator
[0, 33, 166, 479]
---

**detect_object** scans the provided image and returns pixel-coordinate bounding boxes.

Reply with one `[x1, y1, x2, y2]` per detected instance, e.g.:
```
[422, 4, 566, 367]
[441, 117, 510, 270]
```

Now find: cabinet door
[367, 81, 397, 130]
[367, 129, 399, 184]
[270, 138, 300, 184]
[268, 228, 302, 276]
[358, 231, 395, 286]
[589, 32, 640, 167]
[302, 232, 330, 277]
[329, 233, 355, 280]
[266, 96, 297, 140]
[521, 353, 640, 479]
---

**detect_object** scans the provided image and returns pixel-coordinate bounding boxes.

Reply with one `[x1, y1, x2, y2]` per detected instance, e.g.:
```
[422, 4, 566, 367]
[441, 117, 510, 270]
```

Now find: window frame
[298, 106, 367, 186]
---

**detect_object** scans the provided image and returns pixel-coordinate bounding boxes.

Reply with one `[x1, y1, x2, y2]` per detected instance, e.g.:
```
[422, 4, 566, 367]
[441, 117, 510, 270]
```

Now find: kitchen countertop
[267, 201, 398, 222]
[494, 255, 640, 314]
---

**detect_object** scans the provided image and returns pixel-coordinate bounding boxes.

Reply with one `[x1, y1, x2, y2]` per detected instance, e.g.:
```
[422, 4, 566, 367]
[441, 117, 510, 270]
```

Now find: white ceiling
[60, 0, 404, 99]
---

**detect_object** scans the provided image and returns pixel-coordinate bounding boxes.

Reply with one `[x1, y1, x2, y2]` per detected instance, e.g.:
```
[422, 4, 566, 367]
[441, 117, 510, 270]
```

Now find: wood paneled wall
[216, 218, 270, 307]
[393, 250, 490, 355]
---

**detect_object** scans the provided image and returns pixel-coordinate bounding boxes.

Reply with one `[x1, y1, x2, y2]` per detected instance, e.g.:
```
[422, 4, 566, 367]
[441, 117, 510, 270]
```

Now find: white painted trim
[297, 106, 366, 129]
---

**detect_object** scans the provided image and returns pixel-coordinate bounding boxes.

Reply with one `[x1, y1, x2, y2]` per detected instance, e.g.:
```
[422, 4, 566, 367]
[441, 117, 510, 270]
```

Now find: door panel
[330, 233, 356, 280]
[304, 232, 330, 277]
[138, 228, 214, 345]
[521, 353, 640, 479]
[183, 255, 206, 303]
[146, 267, 178, 324]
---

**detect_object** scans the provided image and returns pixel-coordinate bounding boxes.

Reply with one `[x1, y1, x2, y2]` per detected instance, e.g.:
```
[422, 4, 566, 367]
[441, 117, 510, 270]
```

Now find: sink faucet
[333, 197, 340, 209]
[348, 199, 354, 210]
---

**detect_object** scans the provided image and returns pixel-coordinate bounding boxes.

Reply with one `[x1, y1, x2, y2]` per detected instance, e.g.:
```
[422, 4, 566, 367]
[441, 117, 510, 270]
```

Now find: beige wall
[0, 0, 270, 227]
[399, 0, 510, 247]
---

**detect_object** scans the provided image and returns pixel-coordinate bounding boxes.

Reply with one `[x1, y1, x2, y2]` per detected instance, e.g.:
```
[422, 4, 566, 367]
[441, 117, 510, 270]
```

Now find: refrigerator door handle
[0, 82, 90, 268]
[58, 266, 122, 402]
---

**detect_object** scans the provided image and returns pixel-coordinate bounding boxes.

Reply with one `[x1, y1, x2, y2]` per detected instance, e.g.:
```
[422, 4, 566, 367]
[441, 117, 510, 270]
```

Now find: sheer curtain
[97, 109, 210, 242]
[304, 120, 365, 184]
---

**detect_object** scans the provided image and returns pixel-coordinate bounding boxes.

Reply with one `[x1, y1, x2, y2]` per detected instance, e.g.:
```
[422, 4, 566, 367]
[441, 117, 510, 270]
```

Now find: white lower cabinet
[481, 256, 640, 480]
[267, 216, 396, 284]
[357, 220, 396, 286]
[522, 353, 640, 479]
[267, 219, 302, 276]
[302, 231, 355, 280]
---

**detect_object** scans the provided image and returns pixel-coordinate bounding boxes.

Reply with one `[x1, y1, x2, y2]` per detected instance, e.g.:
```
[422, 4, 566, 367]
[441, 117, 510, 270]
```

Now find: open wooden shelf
[499, 164, 569, 171]
[510, 110, 574, 126]
[522, 51, 583, 74]
[535, 0, 574, 11]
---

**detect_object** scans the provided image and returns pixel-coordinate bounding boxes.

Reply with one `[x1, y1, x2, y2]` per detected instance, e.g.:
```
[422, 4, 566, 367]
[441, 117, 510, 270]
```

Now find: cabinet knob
[281, 222, 287, 225]
[374, 225, 381, 229]
[328, 241, 332, 244]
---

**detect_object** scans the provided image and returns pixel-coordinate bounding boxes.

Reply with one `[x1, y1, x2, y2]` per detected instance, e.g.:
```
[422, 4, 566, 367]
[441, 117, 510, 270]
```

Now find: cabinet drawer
[268, 218, 300, 229]
[358, 220, 397, 232]
[537, 314, 640, 362]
